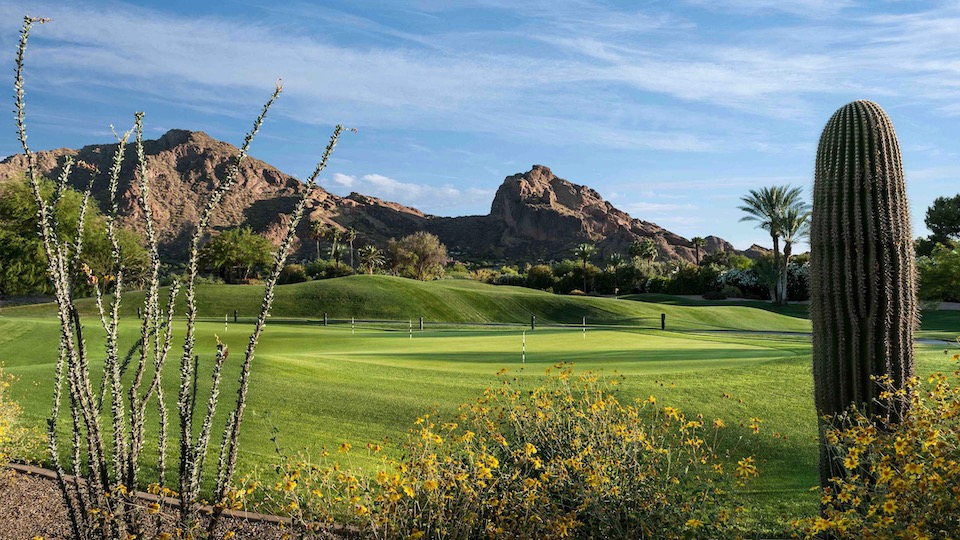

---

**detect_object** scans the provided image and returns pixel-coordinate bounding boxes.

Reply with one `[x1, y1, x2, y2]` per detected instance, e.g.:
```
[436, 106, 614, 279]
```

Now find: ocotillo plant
[16, 15, 349, 539]
[810, 100, 918, 486]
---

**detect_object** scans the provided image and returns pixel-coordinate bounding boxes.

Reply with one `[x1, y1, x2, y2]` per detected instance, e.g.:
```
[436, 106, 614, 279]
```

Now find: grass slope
[0, 275, 812, 332]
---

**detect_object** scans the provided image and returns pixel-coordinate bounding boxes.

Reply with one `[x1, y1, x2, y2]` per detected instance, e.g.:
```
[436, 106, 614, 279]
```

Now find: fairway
[2, 282, 958, 534]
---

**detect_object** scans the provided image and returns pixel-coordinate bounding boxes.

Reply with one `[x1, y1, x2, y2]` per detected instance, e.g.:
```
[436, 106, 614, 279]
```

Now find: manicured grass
[1, 278, 958, 536]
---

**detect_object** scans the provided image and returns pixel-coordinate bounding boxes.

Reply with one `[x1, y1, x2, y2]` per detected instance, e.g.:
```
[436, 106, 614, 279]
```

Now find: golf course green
[1, 275, 957, 534]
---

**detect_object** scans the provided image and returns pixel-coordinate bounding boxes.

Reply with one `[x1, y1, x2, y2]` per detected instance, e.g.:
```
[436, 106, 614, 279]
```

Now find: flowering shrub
[256, 366, 759, 539]
[793, 353, 960, 539]
[0, 366, 39, 466]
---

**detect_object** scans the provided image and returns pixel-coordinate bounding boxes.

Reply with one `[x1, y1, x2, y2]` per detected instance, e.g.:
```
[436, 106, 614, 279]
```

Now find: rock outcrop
[0, 131, 737, 264]
[427, 165, 734, 262]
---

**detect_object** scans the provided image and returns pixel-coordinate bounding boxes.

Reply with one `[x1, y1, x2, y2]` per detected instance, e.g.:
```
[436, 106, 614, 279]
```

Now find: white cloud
[623, 201, 696, 214]
[326, 172, 493, 215]
[684, 0, 856, 17]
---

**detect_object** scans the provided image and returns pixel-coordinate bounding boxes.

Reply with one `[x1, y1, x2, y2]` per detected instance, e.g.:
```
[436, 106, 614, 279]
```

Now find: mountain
[0, 130, 735, 263]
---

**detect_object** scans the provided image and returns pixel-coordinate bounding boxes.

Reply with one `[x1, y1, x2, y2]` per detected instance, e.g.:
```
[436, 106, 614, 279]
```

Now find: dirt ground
[0, 468, 346, 540]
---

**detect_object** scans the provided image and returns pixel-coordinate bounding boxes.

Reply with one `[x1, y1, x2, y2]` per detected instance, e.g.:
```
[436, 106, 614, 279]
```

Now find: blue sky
[2, 0, 959, 251]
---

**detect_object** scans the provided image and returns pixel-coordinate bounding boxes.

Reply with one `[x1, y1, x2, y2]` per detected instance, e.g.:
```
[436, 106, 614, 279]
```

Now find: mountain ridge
[0, 129, 743, 264]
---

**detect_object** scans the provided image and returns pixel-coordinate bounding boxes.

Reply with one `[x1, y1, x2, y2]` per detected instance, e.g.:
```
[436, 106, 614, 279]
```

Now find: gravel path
[0, 467, 346, 540]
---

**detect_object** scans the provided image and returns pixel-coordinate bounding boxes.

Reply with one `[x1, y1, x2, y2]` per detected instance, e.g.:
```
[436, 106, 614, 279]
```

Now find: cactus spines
[810, 100, 918, 484]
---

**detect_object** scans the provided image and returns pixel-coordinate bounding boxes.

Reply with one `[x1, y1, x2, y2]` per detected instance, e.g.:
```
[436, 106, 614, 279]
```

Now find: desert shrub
[256, 367, 758, 539]
[278, 263, 309, 284]
[0, 367, 40, 465]
[793, 356, 960, 539]
[160, 271, 224, 286]
[304, 258, 329, 279]
[717, 268, 767, 299]
[645, 275, 670, 294]
[553, 262, 600, 294]
[662, 264, 720, 295]
[494, 273, 526, 287]
[720, 284, 743, 298]
[785, 262, 809, 301]
[470, 268, 496, 283]
[304, 259, 354, 279]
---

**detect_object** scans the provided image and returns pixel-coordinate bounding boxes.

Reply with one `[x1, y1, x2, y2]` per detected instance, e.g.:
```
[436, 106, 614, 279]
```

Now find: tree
[346, 227, 358, 269]
[327, 226, 343, 265]
[917, 241, 960, 302]
[629, 238, 658, 263]
[925, 194, 960, 243]
[0, 174, 147, 295]
[200, 226, 273, 282]
[574, 243, 596, 293]
[777, 204, 811, 303]
[525, 264, 554, 290]
[358, 244, 385, 275]
[751, 254, 780, 302]
[329, 242, 347, 268]
[387, 232, 448, 280]
[690, 236, 706, 265]
[738, 185, 804, 304]
[608, 253, 625, 295]
[309, 219, 326, 261]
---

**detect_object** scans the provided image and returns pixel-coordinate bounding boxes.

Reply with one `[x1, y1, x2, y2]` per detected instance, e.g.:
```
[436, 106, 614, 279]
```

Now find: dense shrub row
[468, 254, 811, 301]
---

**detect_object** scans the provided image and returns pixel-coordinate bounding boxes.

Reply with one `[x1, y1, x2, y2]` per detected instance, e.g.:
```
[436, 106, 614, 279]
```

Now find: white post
[522, 331, 526, 364]
[225, 313, 228, 332]
[409, 319, 413, 340]
[352, 317, 355, 335]
[582, 316, 586, 339]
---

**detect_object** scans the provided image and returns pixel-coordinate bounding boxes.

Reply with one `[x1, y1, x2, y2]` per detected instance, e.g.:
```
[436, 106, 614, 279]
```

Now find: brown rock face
[0, 130, 427, 260]
[0, 132, 736, 264]
[433, 165, 734, 262]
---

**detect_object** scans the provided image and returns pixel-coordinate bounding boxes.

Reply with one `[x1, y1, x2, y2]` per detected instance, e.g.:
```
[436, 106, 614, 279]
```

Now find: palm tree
[691, 236, 706, 265]
[738, 185, 804, 304]
[346, 227, 358, 269]
[609, 253, 625, 295]
[752, 254, 781, 302]
[309, 219, 325, 261]
[358, 245, 385, 275]
[574, 243, 596, 293]
[777, 204, 811, 304]
[629, 238, 658, 263]
[327, 226, 343, 266]
[329, 242, 346, 268]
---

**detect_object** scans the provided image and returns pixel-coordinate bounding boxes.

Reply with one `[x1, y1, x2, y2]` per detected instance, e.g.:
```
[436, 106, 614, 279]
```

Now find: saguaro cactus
[810, 100, 918, 484]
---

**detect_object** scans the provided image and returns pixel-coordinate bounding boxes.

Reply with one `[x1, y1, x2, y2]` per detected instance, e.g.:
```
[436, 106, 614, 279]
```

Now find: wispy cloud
[684, 0, 857, 17]
[8, 0, 960, 154]
[327, 172, 493, 215]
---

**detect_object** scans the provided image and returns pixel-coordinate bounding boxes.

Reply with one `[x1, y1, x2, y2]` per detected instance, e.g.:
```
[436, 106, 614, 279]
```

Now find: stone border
[6, 463, 359, 537]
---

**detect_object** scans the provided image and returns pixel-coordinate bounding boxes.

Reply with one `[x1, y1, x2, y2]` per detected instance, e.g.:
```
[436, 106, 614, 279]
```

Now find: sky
[2, 0, 959, 251]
